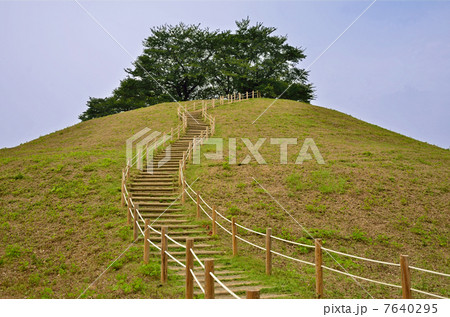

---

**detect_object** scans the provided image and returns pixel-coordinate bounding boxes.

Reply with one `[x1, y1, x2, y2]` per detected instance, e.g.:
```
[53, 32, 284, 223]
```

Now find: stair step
[131, 196, 179, 201]
[138, 213, 184, 218]
[142, 219, 188, 224]
[147, 236, 210, 241]
[150, 224, 198, 229]
[193, 285, 264, 296]
[131, 183, 175, 187]
[131, 187, 175, 191]
[169, 264, 229, 271]
[139, 209, 183, 214]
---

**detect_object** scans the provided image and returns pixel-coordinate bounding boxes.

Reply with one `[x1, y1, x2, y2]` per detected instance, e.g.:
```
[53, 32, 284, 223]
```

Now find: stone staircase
[128, 111, 279, 299]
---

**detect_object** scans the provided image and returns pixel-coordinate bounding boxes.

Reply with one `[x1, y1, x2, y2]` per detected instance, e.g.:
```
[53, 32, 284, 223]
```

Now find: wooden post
[246, 91, 248, 100]
[239, 93, 241, 102]
[246, 290, 260, 299]
[232, 217, 237, 256]
[133, 204, 138, 240]
[185, 238, 194, 299]
[144, 219, 150, 264]
[178, 162, 182, 186]
[315, 239, 323, 298]
[127, 197, 132, 226]
[252, 90, 254, 98]
[212, 206, 217, 236]
[400, 255, 412, 299]
[204, 259, 215, 299]
[161, 226, 168, 283]
[121, 171, 125, 207]
[182, 177, 186, 204]
[266, 228, 272, 275]
[196, 192, 200, 219]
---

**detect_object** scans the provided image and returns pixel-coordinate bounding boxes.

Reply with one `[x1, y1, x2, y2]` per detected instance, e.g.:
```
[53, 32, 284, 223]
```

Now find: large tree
[79, 19, 315, 121]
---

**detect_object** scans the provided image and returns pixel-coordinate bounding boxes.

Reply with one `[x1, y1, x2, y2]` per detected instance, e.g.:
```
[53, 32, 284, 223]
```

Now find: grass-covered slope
[1, 98, 448, 298]
[0, 102, 183, 298]
[184, 98, 449, 298]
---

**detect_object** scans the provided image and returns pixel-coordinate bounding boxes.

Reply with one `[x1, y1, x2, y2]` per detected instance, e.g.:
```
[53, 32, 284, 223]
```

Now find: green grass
[182, 98, 450, 298]
[0, 101, 186, 298]
[1, 97, 449, 299]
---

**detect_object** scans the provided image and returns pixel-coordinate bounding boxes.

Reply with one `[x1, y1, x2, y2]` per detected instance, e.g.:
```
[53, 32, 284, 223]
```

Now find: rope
[190, 268, 205, 294]
[409, 266, 450, 277]
[199, 204, 213, 221]
[411, 288, 447, 299]
[122, 193, 128, 204]
[146, 224, 161, 235]
[322, 265, 402, 289]
[136, 208, 145, 223]
[235, 235, 265, 251]
[271, 250, 315, 266]
[235, 223, 265, 236]
[137, 220, 145, 236]
[271, 235, 315, 248]
[215, 208, 232, 223]
[184, 181, 231, 224]
[209, 272, 241, 299]
[165, 250, 186, 268]
[165, 234, 186, 249]
[190, 249, 205, 269]
[322, 248, 400, 267]
[216, 219, 233, 236]
[147, 238, 161, 251]
[184, 182, 450, 278]
[185, 182, 213, 210]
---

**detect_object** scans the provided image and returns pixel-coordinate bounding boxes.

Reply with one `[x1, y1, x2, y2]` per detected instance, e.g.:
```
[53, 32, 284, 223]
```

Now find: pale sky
[0, 0, 449, 149]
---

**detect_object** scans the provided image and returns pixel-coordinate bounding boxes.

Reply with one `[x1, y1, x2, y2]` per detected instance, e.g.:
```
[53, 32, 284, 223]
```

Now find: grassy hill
[0, 98, 448, 298]
[184, 99, 449, 298]
[0, 102, 183, 298]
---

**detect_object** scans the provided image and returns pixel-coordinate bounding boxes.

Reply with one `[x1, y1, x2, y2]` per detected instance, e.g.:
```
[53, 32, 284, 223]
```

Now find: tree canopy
[79, 18, 315, 121]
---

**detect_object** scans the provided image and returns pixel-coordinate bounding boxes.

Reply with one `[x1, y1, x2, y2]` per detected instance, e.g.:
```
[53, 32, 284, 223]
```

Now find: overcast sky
[0, 0, 449, 149]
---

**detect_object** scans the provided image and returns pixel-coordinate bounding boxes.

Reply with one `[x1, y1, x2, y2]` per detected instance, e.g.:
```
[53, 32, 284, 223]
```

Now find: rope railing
[120, 99, 260, 299]
[190, 268, 205, 294]
[184, 181, 450, 279]
[176, 97, 448, 299]
[190, 249, 205, 269]
[122, 92, 448, 299]
[322, 265, 402, 290]
[183, 181, 448, 298]
[210, 272, 241, 299]
[165, 250, 186, 268]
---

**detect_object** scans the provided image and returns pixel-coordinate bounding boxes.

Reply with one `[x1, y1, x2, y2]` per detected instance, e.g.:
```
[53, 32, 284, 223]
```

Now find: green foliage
[228, 205, 241, 216]
[286, 170, 346, 194]
[139, 263, 160, 277]
[4, 244, 22, 259]
[40, 287, 54, 299]
[79, 19, 314, 121]
[351, 228, 371, 243]
[13, 172, 24, 180]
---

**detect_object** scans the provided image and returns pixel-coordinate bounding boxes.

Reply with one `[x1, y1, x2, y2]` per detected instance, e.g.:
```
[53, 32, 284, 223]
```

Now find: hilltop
[0, 98, 448, 298]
